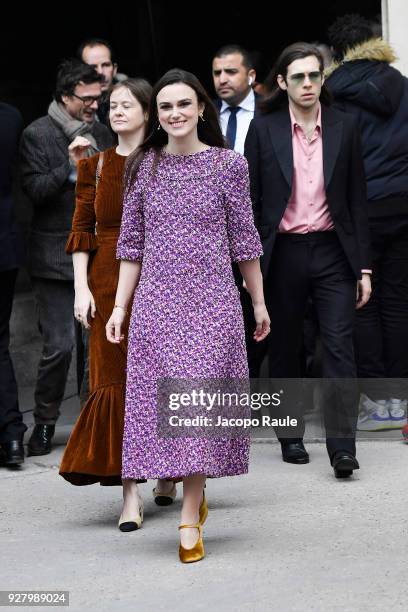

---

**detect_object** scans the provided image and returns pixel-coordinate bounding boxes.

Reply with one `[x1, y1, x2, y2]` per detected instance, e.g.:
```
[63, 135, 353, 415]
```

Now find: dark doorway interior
[3, 0, 381, 125]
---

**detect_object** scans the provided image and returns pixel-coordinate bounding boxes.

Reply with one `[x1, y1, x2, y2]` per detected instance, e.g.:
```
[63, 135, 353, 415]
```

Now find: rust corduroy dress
[59, 147, 131, 485]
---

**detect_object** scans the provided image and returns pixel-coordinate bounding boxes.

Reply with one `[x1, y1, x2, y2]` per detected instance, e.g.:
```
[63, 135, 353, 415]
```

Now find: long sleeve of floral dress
[116, 177, 145, 263]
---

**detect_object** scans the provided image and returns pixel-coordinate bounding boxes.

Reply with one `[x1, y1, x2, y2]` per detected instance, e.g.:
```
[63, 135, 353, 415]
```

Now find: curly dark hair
[54, 58, 103, 103]
[328, 14, 374, 62]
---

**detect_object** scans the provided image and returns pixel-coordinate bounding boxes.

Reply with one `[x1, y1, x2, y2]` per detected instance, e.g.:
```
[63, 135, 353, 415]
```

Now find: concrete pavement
[1, 438, 407, 612]
[4, 292, 407, 611]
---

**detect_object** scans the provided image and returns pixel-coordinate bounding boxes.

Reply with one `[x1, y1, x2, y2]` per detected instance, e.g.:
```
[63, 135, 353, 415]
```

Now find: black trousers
[75, 321, 89, 406]
[301, 297, 320, 377]
[232, 263, 269, 378]
[31, 277, 76, 424]
[354, 216, 408, 399]
[239, 284, 269, 377]
[265, 232, 358, 459]
[0, 269, 27, 443]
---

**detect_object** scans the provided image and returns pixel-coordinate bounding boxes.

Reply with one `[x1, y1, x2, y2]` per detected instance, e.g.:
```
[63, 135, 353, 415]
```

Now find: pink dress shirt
[279, 104, 334, 234]
[279, 104, 371, 274]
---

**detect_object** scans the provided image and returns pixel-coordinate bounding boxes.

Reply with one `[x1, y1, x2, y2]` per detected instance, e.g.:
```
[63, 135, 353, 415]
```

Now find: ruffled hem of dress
[65, 231, 98, 254]
[59, 383, 145, 486]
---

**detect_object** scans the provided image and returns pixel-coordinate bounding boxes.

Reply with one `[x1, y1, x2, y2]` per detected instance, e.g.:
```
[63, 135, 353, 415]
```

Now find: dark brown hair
[125, 68, 225, 187]
[77, 37, 117, 65]
[328, 14, 374, 62]
[259, 42, 332, 113]
[54, 58, 103, 103]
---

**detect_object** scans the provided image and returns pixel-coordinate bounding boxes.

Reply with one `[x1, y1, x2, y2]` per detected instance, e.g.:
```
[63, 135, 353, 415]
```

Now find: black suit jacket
[244, 104, 371, 279]
[214, 91, 261, 118]
[0, 103, 24, 272]
[214, 91, 261, 155]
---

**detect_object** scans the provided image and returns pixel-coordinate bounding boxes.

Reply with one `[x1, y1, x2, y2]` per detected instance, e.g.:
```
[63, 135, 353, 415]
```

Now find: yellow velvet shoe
[198, 491, 208, 525]
[178, 523, 205, 563]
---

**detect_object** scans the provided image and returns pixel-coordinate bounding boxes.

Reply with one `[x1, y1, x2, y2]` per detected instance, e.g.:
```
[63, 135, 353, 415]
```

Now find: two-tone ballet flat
[118, 500, 144, 532]
[152, 482, 177, 506]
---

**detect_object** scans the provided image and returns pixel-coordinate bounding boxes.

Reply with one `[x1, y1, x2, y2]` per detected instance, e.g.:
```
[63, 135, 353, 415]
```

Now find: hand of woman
[68, 136, 93, 164]
[253, 302, 271, 342]
[106, 307, 126, 344]
[74, 285, 96, 329]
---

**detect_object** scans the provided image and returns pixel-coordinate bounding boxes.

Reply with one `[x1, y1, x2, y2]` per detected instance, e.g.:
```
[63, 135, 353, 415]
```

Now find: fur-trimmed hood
[325, 38, 397, 77]
[325, 38, 404, 117]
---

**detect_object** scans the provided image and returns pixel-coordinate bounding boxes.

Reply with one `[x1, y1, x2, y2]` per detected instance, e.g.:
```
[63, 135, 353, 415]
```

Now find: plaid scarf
[48, 100, 98, 154]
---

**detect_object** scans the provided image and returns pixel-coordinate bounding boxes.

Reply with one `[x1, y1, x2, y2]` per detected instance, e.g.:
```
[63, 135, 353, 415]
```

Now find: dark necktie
[226, 106, 240, 149]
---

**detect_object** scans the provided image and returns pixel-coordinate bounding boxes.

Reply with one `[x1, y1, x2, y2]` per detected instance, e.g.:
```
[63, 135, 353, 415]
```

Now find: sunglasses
[288, 71, 322, 85]
[71, 93, 102, 107]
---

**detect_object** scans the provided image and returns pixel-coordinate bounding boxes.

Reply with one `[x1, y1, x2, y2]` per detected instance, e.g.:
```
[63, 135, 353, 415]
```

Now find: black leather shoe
[281, 441, 309, 464]
[332, 452, 359, 478]
[0, 441, 25, 466]
[27, 425, 55, 456]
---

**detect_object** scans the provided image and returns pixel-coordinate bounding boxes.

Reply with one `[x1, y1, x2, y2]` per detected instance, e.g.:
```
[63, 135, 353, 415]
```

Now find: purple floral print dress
[116, 147, 263, 479]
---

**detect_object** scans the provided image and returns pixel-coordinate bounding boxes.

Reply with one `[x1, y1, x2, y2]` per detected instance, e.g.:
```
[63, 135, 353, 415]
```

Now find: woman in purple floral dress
[106, 69, 270, 563]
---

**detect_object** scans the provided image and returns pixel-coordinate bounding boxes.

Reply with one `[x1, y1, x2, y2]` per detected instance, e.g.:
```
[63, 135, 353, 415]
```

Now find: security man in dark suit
[0, 102, 26, 467]
[212, 44, 268, 377]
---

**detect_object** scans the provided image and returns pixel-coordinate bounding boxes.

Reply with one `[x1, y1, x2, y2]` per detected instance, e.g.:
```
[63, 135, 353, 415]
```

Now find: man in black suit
[20, 59, 113, 456]
[212, 44, 257, 154]
[0, 102, 26, 467]
[245, 42, 372, 477]
[212, 44, 268, 377]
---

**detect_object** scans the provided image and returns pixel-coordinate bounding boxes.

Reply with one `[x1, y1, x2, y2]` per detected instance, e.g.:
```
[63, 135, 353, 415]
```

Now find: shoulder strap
[93, 152, 105, 237]
[95, 151, 105, 190]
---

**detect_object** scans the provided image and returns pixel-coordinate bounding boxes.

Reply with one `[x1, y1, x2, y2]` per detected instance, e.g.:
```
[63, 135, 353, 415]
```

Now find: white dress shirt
[219, 89, 256, 155]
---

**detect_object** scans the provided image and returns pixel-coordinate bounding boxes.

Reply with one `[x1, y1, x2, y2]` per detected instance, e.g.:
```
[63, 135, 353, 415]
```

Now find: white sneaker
[388, 398, 407, 428]
[357, 394, 394, 431]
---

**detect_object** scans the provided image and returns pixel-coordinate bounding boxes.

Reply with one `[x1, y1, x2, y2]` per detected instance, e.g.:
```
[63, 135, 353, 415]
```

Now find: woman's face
[109, 86, 146, 135]
[156, 83, 204, 140]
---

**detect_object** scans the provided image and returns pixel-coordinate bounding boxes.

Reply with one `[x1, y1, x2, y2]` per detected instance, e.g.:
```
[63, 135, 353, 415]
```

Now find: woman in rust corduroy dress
[59, 147, 127, 485]
[59, 80, 152, 490]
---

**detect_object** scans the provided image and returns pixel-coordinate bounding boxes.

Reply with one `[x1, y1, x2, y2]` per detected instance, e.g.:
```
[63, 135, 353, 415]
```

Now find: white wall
[382, 0, 408, 75]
